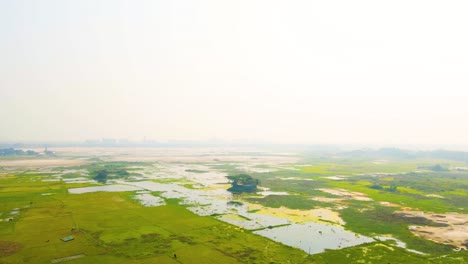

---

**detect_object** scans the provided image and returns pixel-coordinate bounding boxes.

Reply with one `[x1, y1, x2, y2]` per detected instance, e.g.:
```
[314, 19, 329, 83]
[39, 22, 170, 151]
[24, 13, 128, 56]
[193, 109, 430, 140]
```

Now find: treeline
[369, 182, 399, 192]
[93, 169, 129, 183]
[0, 148, 40, 156]
[79, 162, 139, 184]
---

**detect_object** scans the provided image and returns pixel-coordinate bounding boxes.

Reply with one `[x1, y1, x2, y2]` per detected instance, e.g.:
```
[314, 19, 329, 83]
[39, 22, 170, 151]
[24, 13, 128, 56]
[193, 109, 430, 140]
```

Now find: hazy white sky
[1, 0, 467, 144]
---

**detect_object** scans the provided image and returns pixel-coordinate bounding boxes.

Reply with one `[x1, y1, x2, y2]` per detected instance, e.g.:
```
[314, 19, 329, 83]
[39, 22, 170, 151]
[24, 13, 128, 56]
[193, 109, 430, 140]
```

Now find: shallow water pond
[68, 185, 142, 194]
[254, 222, 374, 254]
[134, 193, 166, 207]
[257, 191, 289, 196]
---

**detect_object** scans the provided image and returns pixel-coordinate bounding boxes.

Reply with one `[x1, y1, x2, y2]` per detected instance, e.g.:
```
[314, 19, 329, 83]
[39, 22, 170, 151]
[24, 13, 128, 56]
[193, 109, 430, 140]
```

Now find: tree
[226, 174, 259, 193]
[369, 183, 383, 190]
[387, 183, 398, 192]
[93, 170, 108, 183]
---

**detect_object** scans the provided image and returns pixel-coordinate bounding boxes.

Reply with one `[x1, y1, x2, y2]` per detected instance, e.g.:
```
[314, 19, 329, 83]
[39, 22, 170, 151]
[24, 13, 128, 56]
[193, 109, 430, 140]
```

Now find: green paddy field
[0, 148, 467, 263]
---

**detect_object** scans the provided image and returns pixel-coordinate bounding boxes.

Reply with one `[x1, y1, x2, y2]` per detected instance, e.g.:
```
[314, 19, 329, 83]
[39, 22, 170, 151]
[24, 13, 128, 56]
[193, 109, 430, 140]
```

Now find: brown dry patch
[0, 159, 87, 167]
[249, 204, 345, 225]
[379, 201, 400, 207]
[311, 197, 343, 203]
[317, 188, 372, 201]
[426, 194, 445, 198]
[0, 241, 22, 257]
[410, 225, 468, 248]
[397, 211, 468, 248]
[397, 211, 468, 225]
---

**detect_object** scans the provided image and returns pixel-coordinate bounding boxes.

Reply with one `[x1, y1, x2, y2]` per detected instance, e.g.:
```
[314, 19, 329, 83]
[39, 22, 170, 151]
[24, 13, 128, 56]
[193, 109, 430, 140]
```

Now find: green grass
[339, 205, 454, 254]
[1, 157, 467, 264]
[326, 178, 465, 213]
[0, 174, 314, 264]
[313, 241, 467, 264]
[243, 157, 467, 262]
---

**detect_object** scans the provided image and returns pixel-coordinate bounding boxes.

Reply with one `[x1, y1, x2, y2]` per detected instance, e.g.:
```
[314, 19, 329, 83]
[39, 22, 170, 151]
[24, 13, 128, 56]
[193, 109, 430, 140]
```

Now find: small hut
[61, 236, 74, 242]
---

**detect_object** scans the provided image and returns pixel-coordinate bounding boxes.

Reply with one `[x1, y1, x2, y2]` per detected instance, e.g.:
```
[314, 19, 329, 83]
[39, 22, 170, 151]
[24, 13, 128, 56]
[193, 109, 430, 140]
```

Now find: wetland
[0, 147, 467, 263]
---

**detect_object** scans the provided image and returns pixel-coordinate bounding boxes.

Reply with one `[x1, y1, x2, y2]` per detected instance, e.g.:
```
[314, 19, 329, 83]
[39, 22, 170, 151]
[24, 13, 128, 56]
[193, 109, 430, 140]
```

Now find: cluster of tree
[0, 148, 56, 156]
[92, 169, 129, 183]
[0, 148, 40, 156]
[93, 170, 109, 183]
[369, 182, 398, 192]
[226, 174, 259, 193]
[417, 164, 449, 172]
[82, 162, 141, 184]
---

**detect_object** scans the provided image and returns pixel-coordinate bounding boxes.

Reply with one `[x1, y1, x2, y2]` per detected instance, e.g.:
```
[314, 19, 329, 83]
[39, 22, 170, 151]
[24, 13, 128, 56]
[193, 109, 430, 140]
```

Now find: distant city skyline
[1, 1, 467, 145]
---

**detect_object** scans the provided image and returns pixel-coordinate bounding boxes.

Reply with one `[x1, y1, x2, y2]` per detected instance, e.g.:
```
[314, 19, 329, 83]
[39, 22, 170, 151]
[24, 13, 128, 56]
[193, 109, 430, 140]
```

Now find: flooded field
[68, 185, 143, 194]
[64, 160, 389, 255]
[68, 177, 375, 254]
[134, 193, 166, 207]
[2, 147, 467, 263]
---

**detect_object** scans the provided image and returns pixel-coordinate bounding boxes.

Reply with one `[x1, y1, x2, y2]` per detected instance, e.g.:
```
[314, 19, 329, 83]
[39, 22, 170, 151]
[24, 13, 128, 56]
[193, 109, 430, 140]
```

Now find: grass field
[1, 151, 467, 263]
[0, 174, 317, 263]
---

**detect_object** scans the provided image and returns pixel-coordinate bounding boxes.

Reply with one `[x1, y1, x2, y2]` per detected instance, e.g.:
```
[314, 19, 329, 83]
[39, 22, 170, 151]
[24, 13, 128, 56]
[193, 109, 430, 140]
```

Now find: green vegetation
[0, 173, 312, 264]
[244, 156, 467, 261]
[418, 164, 449, 171]
[1, 151, 467, 264]
[369, 182, 399, 192]
[313, 241, 467, 264]
[340, 205, 453, 253]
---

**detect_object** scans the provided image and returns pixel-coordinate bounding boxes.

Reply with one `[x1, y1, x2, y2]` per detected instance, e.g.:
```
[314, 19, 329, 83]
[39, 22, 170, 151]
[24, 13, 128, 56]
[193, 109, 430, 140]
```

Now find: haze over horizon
[1, 1, 467, 145]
